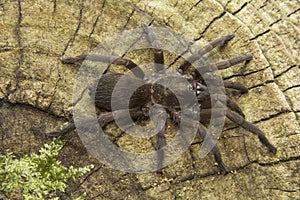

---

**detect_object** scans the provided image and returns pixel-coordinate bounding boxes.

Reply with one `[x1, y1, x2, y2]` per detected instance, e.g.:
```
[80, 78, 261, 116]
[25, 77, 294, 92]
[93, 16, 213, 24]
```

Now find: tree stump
[0, 0, 299, 199]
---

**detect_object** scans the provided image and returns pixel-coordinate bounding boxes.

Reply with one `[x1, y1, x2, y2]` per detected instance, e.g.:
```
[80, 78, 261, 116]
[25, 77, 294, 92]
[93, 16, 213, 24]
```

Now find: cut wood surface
[0, 0, 299, 199]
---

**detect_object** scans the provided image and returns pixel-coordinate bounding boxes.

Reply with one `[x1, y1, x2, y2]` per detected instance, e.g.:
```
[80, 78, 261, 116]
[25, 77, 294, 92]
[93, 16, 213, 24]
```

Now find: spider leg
[194, 69, 248, 95]
[196, 77, 246, 117]
[224, 95, 245, 118]
[141, 23, 164, 72]
[179, 33, 235, 72]
[198, 123, 228, 174]
[225, 109, 277, 154]
[169, 108, 227, 173]
[62, 54, 145, 79]
[155, 123, 166, 173]
[46, 109, 144, 136]
[46, 122, 76, 137]
[148, 104, 168, 173]
[46, 112, 114, 137]
[212, 53, 252, 70]
[195, 53, 253, 77]
[223, 80, 248, 93]
[198, 91, 245, 118]
[200, 108, 226, 123]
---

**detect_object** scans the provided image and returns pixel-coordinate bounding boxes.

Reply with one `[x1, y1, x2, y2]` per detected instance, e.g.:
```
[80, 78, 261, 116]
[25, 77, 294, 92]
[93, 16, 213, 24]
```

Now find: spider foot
[258, 135, 277, 154]
[61, 55, 86, 64]
[213, 145, 229, 174]
[46, 122, 75, 137]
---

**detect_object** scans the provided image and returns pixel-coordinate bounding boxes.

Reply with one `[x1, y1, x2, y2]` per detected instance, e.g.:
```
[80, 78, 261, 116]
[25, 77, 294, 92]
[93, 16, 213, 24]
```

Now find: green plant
[0, 139, 94, 199]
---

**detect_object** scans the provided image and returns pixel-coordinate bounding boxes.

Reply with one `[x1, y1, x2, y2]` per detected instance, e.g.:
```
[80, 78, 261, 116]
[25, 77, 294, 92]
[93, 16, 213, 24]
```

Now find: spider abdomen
[93, 73, 151, 111]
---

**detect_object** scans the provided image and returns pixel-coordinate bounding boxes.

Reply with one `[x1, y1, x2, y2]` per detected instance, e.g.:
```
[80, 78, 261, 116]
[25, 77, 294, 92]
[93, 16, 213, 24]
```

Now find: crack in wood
[268, 188, 299, 193]
[189, 0, 203, 11]
[258, 155, 300, 166]
[52, 0, 57, 17]
[194, 11, 226, 41]
[274, 65, 298, 78]
[250, 29, 271, 41]
[283, 84, 300, 93]
[223, 65, 270, 81]
[62, 0, 85, 55]
[123, 8, 136, 29]
[232, 2, 248, 15]
[12, 0, 24, 100]
[2, 101, 69, 121]
[287, 8, 300, 17]
[89, 0, 106, 37]
[46, 66, 61, 112]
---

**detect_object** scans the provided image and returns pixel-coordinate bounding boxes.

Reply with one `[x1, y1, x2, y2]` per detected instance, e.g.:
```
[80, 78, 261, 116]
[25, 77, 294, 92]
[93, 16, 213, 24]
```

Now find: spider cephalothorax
[48, 23, 276, 174]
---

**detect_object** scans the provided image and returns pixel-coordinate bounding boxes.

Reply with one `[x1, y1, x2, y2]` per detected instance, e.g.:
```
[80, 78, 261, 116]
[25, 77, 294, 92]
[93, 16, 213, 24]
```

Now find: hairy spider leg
[141, 23, 165, 72]
[156, 123, 166, 173]
[46, 112, 114, 137]
[193, 53, 252, 89]
[201, 95, 245, 119]
[197, 85, 245, 118]
[196, 53, 253, 75]
[199, 108, 226, 123]
[167, 109, 228, 173]
[142, 23, 168, 173]
[198, 123, 228, 174]
[178, 33, 252, 93]
[226, 109, 277, 154]
[223, 80, 248, 94]
[197, 90, 277, 154]
[62, 54, 145, 79]
[224, 95, 245, 118]
[46, 109, 144, 136]
[193, 54, 252, 98]
[194, 54, 251, 94]
[46, 123, 76, 137]
[179, 33, 235, 72]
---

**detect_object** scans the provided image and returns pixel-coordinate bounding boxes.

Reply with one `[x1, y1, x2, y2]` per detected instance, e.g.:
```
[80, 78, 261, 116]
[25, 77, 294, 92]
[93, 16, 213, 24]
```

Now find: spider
[48, 23, 277, 174]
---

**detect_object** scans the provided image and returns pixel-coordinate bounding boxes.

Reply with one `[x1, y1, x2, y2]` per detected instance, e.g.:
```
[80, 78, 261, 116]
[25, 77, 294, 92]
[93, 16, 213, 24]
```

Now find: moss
[0, 139, 94, 200]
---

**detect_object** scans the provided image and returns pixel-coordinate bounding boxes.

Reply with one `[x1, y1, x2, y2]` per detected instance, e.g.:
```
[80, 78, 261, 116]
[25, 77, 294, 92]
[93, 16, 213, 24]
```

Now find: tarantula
[48, 23, 276, 174]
